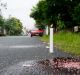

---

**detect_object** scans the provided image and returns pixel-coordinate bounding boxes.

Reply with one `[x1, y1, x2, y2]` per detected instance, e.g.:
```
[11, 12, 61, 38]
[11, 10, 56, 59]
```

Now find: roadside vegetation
[40, 31, 80, 56]
[30, 0, 80, 56]
[30, 0, 80, 31]
[0, 16, 23, 36]
[0, 1, 23, 36]
[4, 17, 23, 35]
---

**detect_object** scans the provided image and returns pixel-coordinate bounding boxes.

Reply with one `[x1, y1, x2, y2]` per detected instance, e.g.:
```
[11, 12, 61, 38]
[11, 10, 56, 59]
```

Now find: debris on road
[1, 57, 80, 75]
[37, 57, 80, 75]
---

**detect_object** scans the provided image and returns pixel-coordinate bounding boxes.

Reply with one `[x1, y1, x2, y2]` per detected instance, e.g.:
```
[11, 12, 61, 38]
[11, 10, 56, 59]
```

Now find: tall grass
[54, 31, 80, 56]
[41, 31, 80, 56]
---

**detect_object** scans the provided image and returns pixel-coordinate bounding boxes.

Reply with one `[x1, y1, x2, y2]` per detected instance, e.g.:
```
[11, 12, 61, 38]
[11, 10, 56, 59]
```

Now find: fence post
[46, 26, 49, 35]
[49, 24, 54, 53]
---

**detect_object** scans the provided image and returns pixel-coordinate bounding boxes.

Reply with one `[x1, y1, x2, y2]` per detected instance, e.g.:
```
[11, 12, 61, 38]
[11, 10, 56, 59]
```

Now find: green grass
[40, 31, 80, 56]
[40, 35, 49, 43]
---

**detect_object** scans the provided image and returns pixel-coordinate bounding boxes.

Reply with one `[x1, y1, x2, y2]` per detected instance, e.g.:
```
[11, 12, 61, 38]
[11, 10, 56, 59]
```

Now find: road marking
[0, 44, 46, 49]
[9, 45, 45, 49]
[46, 46, 50, 49]
[23, 64, 32, 67]
[43, 42, 46, 44]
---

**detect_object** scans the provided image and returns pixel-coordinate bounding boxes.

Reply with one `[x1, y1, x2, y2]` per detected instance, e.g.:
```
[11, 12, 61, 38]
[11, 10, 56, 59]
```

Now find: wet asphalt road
[0, 36, 72, 75]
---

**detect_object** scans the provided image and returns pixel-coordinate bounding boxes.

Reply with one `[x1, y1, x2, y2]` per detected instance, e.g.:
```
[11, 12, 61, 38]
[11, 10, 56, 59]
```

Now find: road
[0, 36, 53, 75]
[0, 36, 72, 75]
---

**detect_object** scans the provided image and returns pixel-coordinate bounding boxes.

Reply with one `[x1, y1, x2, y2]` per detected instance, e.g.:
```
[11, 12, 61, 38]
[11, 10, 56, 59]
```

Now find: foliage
[40, 32, 80, 56]
[30, 0, 80, 30]
[0, 1, 23, 35]
[0, 15, 4, 27]
[36, 24, 45, 30]
[5, 17, 23, 35]
[0, 0, 7, 28]
[57, 20, 65, 30]
[72, 3, 80, 25]
[30, 0, 48, 29]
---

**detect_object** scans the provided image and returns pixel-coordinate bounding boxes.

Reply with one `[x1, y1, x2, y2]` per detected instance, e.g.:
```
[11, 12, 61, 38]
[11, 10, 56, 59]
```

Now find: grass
[40, 31, 80, 56]
[40, 35, 49, 43]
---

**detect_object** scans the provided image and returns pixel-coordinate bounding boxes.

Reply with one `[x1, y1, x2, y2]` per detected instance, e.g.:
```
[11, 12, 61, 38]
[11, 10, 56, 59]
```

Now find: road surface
[0, 36, 72, 75]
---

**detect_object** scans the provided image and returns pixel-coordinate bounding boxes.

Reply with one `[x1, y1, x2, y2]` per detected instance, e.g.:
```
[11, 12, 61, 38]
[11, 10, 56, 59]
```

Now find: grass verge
[40, 31, 80, 56]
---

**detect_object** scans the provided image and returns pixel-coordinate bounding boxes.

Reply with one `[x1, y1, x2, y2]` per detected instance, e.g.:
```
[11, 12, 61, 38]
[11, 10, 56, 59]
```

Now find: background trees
[30, 0, 48, 29]
[30, 0, 80, 31]
[72, 3, 80, 25]
[0, 15, 4, 28]
[0, 1, 23, 36]
[5, 17, 23, 35]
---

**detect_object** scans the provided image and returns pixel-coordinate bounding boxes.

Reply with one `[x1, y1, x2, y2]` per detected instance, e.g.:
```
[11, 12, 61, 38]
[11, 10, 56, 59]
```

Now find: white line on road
[9, 45, 45, 49]
[46, 46, 50, 49]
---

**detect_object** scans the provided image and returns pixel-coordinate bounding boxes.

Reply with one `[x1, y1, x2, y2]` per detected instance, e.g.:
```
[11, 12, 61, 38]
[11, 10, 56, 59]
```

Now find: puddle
[0, 57, 80, 75]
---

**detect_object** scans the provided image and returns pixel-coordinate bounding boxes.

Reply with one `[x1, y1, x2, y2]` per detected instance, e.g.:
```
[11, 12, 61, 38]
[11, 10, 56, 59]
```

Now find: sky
[2, 0, 39, 29]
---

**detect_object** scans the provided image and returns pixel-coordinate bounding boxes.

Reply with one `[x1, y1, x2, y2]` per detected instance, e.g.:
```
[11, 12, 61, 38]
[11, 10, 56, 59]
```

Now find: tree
[45, 0, 80, 28]
[0, 15, 4, 27]
[30, 0, 48, 29]
[0, 0, 7, 35]
[5, 17, 23, 35]
[30, 0, 80, 30]
[72, 3, 80, 25]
